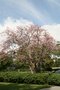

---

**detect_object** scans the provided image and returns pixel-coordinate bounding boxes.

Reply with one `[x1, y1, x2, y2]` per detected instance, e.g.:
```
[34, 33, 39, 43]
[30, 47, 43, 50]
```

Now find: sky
[0, 0, 60, 41]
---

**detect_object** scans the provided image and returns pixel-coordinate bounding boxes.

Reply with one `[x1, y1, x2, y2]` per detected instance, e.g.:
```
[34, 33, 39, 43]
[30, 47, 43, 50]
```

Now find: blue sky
[0, 0, 60, 41]
[0, 0, 60, 25]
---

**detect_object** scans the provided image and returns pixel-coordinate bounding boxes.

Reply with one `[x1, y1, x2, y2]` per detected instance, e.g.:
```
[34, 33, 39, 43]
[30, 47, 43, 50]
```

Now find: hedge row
[47, 73, 60, 86]
[0, 71, 60, 86]
[0, 71, 48, 84]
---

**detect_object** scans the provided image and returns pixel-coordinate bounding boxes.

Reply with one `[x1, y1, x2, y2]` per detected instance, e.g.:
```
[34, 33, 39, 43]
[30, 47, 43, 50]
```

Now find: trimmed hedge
[47, 73, 60, 86]
[0, 71, 48, 84]
[0, 71, 60, 86]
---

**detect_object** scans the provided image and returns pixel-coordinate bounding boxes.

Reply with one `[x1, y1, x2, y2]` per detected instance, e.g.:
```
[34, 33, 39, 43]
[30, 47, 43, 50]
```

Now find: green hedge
[0, 71, 60, 86]
[47, 73, 60, 86]
[0, 71, 48, 84]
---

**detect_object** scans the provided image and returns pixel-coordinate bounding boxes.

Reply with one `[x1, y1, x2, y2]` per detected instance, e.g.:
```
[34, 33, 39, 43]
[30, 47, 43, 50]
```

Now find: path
[40, 86, 60, 90]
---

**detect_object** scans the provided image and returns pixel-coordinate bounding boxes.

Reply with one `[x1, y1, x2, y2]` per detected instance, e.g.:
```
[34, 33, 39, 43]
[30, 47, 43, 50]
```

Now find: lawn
[0, 82, 50, 90]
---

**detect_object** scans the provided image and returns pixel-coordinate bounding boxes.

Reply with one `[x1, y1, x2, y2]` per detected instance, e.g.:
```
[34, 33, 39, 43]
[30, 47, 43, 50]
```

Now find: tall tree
[2, 25, 56, 73]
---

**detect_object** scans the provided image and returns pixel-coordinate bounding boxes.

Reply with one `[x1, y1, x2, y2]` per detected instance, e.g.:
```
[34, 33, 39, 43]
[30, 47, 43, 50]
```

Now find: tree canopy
[0, 25, 56, 73]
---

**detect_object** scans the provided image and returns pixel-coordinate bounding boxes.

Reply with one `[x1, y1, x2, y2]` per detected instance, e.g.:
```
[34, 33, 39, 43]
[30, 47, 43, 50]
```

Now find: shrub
[0, 71, 60, 86]
[47, 73, 60, 86]
[0, 71, 48, 84]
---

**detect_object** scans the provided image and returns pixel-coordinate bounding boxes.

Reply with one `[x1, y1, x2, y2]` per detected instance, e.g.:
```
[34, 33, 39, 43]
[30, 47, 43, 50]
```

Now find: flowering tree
[2, 25, 56, 73]
[25, 25, 55, 72]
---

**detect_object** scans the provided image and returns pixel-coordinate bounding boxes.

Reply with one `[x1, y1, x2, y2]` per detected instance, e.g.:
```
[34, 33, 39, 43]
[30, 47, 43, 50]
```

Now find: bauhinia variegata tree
[2, 25, 56, 73]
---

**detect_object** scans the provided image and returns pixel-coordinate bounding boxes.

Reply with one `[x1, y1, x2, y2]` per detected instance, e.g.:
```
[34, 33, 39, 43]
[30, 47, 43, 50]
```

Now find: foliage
[0, 71, 48, 84]
[13, 60, 29, 70]
[0, 71, 60, 86]
[0, 52, 13, 70]
[47, 73, 60, 86]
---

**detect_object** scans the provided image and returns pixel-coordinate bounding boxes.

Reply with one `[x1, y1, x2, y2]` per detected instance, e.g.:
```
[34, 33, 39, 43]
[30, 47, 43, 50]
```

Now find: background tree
[0, 51, 13, 70]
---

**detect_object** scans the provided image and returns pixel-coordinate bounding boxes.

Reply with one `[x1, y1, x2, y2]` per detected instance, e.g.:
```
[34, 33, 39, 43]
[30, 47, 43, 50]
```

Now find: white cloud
[0, 17, 33, 33]
[41, 24, 60, 41]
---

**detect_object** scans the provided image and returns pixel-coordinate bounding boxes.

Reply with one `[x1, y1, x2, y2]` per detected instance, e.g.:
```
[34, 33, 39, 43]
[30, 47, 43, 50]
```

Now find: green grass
[0, 82, 50, 90]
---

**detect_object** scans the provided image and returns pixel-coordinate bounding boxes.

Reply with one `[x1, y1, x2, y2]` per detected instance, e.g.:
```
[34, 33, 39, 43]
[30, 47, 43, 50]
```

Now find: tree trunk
[29, 62, 41, 73]
[29, 66, 34, 74]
